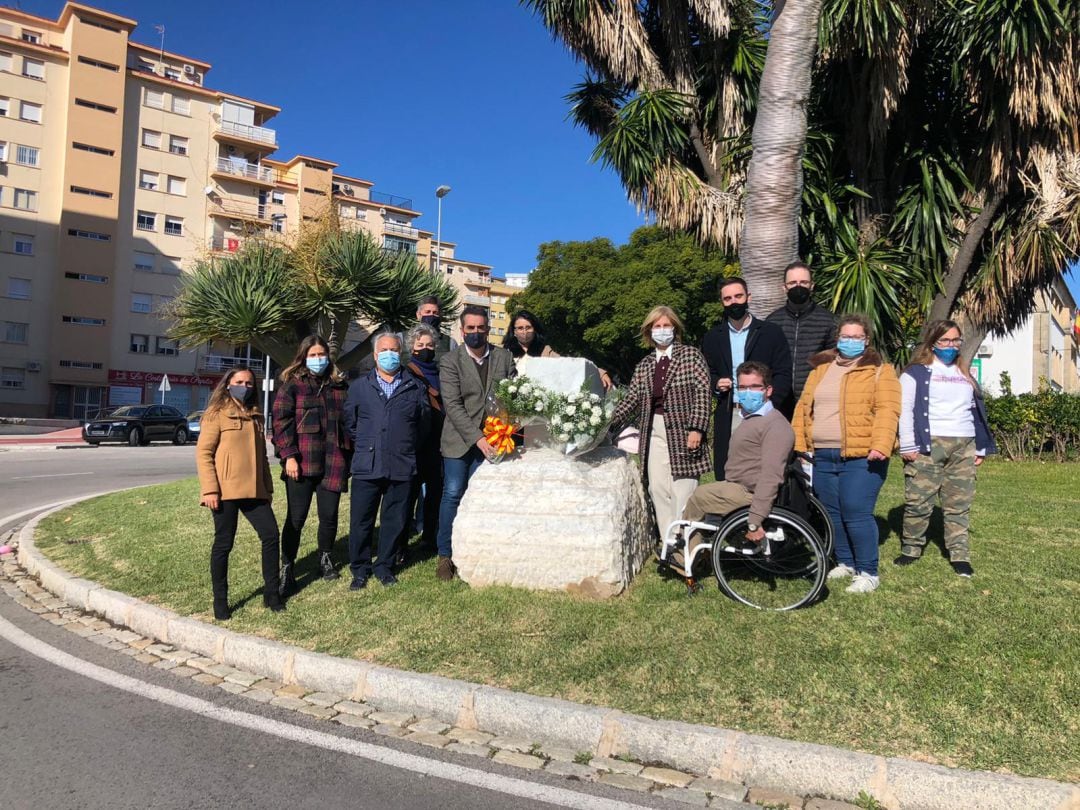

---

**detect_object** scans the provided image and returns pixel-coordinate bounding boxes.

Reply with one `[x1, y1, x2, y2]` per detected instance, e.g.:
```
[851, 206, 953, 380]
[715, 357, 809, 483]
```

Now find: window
[131, 293, 152, 313]
[155, 336, 179, 356]
[383, 235, 417, 254]
[164, 216, 183, 236]
[13, 189, 37, 211]
[164, 68, 181, 81]
[15, 145, 39, 166]
[0, 52, 11, 73]
[141, 129, 161, 149]
[70, 185, 113, 198]
[68, 228, 111, 241]
[138, 170, 159, 191]
[77, 56, 118, 72]
[74, 98, 116, 113]
[161, 257, 182, 275]
[134, 251, 154, 272]
[7, 277, 31, 299]
[0, 97, 7, 116]
[22, 58, 44, 80]
[271, 218, 285, 234]
[19, 101, 41, 123]
[166, 176, 186, 196]
[1, 367, 25, 390]
[0, 141, 6, 161]
[65, 272, 107, 283]
[271, 190, 285, 204]
[130, 334, 149, 353]
[136, 211, 155, 231]
[59, 360, 103, 370]
[21, 31, 42, 45]
[168, 135, 188, 156]
[3, 321, 28, 343]
[171, 95, 190, 115]
[13, 234, 33, 255]
[73, 142, 114, 156]
[144, 89, 165, 109]
[62, 316, 106, 326]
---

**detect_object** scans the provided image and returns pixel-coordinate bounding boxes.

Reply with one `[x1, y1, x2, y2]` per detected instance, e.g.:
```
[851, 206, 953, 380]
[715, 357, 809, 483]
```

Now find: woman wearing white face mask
[610, 306, 712, 540]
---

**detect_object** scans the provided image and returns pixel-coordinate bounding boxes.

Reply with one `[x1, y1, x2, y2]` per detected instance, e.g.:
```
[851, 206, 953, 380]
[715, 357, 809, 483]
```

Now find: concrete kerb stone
[11, 493, 1080, 810]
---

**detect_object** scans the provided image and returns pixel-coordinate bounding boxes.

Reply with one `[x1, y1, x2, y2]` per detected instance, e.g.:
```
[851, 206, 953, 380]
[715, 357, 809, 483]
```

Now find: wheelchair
[659, 453, 834, 611]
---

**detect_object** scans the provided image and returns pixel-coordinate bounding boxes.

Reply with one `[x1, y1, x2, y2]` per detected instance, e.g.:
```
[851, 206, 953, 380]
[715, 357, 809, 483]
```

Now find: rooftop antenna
[154, 24, 165, 63]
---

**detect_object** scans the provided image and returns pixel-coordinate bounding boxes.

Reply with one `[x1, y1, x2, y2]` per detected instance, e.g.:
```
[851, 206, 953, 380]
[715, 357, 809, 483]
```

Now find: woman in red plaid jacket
[272, 335, 352, 595]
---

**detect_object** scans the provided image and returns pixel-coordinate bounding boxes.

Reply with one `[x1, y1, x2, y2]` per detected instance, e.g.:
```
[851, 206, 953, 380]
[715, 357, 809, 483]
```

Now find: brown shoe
[436, 556, 455, 582]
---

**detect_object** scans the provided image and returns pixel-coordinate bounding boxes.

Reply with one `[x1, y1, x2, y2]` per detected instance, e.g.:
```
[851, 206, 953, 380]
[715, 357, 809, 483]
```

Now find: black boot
[213, 597, 231, 621]
[263, 590, 286, 613]
[278, 560, 297, 597]
[319, 551, 340, 581]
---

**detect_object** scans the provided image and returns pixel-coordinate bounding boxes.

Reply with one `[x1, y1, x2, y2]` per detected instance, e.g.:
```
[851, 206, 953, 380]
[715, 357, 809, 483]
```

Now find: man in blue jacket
[343, 331, 429, 589]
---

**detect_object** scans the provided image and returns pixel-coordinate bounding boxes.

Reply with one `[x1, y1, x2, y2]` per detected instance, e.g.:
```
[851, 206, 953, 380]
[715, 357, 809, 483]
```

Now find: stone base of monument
[451, 447, 651, 598]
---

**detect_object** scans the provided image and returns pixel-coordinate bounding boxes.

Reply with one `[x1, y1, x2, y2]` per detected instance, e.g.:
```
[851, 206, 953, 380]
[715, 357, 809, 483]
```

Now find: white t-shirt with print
[928, 360, 975, 439]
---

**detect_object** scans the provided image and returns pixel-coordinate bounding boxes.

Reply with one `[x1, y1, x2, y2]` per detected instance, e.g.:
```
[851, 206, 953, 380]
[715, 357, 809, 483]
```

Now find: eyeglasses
[735, 384, 767, 392]
[513, 326, 534, 333]
[784, 280, 812, 288]
[935, 338, 964, 347]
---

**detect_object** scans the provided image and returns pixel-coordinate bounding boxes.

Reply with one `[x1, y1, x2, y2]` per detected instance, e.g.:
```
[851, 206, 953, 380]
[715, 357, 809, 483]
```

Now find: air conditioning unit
[342, 185, 354, 195]
[26, 361, 42, 372]
[977, 343, 993, 357]
[183, 63, 195, 75]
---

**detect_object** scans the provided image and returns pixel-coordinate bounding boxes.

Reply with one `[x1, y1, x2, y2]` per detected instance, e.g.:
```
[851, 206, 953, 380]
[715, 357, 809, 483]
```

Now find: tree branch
[929, 189, 1006, 323]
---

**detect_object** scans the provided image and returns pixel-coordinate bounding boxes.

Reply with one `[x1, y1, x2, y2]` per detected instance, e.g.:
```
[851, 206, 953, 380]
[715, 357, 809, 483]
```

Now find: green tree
[511, 226, 733, 380]
[165, 226, 459, 371]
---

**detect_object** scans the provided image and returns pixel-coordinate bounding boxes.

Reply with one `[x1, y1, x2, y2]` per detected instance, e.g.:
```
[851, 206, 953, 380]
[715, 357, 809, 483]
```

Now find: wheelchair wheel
[710, 507, 827, 611]
[804, 493, 835, 561]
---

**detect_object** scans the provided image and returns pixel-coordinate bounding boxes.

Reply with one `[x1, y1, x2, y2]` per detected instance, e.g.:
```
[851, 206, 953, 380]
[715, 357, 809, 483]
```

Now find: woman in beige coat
[196, 367, 283, 620]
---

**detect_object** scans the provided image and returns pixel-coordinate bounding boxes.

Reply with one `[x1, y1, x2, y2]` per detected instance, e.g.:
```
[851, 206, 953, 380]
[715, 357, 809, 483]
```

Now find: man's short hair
[736, 360, 772, 387]
[373, 330, 402, 352]
[418, 295, 442, 310]
[783, 261, 812, 280]
[460, 304, 489, 325]
[718, 276, 749, 295]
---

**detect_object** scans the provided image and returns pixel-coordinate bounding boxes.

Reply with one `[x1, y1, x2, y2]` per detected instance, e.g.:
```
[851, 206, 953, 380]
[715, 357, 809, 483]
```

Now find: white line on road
[0, 614, 652, 810]
[12, 472, 96, 480]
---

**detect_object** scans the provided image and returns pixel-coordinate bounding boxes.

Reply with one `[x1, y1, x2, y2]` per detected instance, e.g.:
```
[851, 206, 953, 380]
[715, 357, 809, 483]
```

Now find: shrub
[985, 372, 1080, 461]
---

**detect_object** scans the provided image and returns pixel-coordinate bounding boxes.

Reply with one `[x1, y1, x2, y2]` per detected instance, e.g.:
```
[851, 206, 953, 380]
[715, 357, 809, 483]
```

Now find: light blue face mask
[836, 338, 866, 359]
[377, 350, 401, 373]
[306, 356, 330, 375]
[933, 346, 960, 364]
[735, 389, 766, 414]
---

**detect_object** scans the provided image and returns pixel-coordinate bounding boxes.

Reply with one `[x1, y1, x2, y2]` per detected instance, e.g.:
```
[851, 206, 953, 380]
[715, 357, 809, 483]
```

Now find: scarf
[409, 357, 441, 391]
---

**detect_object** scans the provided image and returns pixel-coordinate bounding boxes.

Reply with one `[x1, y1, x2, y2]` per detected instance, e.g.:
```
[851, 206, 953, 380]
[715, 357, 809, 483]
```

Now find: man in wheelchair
[665, 361, 795, 575]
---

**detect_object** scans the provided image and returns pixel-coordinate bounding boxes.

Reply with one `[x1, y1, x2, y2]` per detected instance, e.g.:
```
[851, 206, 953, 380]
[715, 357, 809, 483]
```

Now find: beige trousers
[647, 414, 698, 539]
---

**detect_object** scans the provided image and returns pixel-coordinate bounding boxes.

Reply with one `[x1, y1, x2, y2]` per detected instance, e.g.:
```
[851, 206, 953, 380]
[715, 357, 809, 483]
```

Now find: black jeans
[210, 499, 280, 601]
[349, 478, 410, 581]
[281, 475, 341, 562]
[398, 446, 443, 551]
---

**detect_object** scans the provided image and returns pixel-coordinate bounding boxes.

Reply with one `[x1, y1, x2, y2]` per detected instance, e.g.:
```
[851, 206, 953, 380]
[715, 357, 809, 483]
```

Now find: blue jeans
[436, 447, 485, 558]
[812, 449, 888, 576]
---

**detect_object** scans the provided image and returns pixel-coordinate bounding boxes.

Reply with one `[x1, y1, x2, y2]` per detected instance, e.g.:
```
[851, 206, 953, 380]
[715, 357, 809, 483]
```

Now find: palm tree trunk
[738, 0, 824, 317]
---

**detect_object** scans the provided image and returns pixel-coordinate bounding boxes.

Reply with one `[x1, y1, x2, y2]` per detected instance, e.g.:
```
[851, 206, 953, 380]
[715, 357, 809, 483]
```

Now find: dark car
[83, 404, 190, 446]
[186, 410, 204, 443]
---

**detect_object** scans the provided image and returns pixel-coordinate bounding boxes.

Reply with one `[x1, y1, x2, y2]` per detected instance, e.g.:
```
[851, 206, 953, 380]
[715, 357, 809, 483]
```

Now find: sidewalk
[0, 427, 87, 447]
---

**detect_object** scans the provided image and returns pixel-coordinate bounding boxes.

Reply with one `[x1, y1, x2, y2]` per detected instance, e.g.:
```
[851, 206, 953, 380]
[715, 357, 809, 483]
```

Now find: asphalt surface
[0, 446, 675, 810]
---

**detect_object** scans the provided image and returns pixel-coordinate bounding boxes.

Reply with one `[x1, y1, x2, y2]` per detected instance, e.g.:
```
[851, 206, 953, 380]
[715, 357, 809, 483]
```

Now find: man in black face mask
[416, 296, 457, 362]
[765, 261, 836, 418]
[701, 277, 792, 475]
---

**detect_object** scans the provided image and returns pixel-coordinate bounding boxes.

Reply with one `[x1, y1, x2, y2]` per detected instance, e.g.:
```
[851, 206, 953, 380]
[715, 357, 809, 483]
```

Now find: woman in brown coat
[611, 306, 712, 540]
[197, 367, 283, 620]
[792, 314, 901, 593]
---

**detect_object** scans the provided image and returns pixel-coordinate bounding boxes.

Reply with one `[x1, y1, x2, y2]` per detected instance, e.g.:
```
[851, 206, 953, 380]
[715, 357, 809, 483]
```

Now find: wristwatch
[747, 523, 759, 532]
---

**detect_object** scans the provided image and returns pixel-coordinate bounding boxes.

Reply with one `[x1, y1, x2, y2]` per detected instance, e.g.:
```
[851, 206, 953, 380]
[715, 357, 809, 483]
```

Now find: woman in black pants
[196, 368, 283, 620]
[272, 335, 351, 594]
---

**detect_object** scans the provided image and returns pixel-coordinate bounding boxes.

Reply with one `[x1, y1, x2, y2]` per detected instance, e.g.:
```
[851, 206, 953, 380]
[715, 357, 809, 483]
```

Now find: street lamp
[434, 185, 451, 275]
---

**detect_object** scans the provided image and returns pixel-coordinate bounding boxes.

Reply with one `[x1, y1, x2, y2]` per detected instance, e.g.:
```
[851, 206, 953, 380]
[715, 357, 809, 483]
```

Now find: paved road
[0, 448, 674, 810]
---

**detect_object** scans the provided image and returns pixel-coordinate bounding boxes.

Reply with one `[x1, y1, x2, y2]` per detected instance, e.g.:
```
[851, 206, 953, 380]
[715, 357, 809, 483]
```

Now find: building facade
[0, 2, 487, 417]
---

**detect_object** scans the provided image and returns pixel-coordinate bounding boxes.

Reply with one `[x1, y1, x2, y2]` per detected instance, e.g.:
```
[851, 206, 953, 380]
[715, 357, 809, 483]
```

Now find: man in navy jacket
[343, 331, 429, 588]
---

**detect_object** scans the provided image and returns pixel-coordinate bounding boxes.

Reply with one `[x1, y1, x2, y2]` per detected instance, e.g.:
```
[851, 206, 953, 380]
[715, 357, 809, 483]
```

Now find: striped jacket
[272, 375, 352, 492]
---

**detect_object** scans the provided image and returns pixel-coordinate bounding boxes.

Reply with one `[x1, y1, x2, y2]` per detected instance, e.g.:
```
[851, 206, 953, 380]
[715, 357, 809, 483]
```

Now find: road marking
[0, 614, 651, 810]
[12, 472, 96, 480]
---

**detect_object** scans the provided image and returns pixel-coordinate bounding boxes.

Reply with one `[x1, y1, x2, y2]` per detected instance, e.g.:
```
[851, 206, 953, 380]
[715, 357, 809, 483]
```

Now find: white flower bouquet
[494, 376, 551, 426]
[549, 387, 624, 457]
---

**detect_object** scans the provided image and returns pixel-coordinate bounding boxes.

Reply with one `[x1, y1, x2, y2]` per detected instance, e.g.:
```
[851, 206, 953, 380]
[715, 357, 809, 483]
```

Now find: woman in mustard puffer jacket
[792, 314, 901, 594]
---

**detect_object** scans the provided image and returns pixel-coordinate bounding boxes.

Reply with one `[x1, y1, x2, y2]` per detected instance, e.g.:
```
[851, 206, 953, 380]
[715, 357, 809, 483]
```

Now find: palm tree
[165, 229, 460, 370]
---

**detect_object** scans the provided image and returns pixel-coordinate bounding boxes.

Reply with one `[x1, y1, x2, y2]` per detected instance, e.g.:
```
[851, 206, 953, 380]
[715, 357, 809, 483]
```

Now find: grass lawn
[35, 460, 1079, 781]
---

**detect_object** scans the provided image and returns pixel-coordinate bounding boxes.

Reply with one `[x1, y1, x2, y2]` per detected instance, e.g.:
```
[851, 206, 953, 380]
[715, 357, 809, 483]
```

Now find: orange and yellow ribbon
[483, 416, 517, 456]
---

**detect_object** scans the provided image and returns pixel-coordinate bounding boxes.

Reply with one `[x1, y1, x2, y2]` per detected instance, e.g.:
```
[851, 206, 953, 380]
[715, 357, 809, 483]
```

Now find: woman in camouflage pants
[897, 321, 997, 577]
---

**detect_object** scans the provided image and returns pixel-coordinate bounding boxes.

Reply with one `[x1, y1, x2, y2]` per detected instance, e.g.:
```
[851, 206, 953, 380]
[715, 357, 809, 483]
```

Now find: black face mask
[463, 332, 487, 350]
[413, 348, 435, 363]
[420, 314, 442, 329]
[724, 302, 749, 321]
[786, 286, 813, 307]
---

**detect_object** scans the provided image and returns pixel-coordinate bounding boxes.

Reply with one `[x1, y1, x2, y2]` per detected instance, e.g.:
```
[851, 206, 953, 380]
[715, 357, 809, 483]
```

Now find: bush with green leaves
[985, 372, 1080, 461]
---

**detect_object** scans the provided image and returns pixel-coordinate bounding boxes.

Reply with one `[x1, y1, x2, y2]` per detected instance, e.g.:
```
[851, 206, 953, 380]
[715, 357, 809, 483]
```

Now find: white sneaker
[845, 572, 880, 593]
[827, 563, 856, 580]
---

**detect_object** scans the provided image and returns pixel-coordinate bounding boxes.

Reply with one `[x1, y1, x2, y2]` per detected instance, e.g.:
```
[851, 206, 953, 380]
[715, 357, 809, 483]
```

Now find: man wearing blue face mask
[679, 361, 795, 558]
[343, 331, 430, 589]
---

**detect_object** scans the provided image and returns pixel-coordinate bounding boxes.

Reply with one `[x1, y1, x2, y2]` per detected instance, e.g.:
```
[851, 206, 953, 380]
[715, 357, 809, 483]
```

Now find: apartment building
[488, 279, 520, 339]
[0, 2, 486, 417]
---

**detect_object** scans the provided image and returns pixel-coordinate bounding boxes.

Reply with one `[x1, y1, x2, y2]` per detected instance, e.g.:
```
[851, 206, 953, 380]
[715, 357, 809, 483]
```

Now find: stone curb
[16, 501, 1080, 810]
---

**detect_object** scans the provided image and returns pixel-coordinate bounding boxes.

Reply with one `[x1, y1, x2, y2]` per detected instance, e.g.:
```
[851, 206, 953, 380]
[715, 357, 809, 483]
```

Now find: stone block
[641, 766, 694, 788]
[745, 786, 805, 808]
[409, 719, 450, 735]
[805, 800, 861, 810]
[612, 712, 734, 776]
[446, 728, 493, 746]
[192, 673, 223, 686]
[597, 772, 652, 792]
[373, 724, 407, 738]
[363, 666, 473, 725]
[656, 788, 708, 806]
[452, 448, 650, 597]
[87, 588, 137, 626]
[489, 737, 535, 754]
[540, 746, 581, 763]
[303, 691, 344, 708]
[544, 761, 596, 780]
[368, 711, 414, 728]
[688, 777, 747, 802]
[291, 650, 368, 699]
[517, 356, 605, 397]
[591, 756, 644, 776]
[335, 714, 374, 729]
[406, 731, 451, 749]
[271, 696, 309, 711]
[333, 701, 372, 717]
[492, 750, 544, 770]
[297, 705, 337, 720]
[217, 682, 248, 696]
[884, 757, 1077, 810]
[127, 603, 173, 643]
[166, 618, 226, 659]
[472, 687, 609, 753]
[221, 634, 291, 682]
[446, 742, 492, 759]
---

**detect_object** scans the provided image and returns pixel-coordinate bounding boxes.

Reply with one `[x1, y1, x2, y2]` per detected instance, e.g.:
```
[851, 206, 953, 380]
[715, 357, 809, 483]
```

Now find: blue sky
[24, 0, 646, 278]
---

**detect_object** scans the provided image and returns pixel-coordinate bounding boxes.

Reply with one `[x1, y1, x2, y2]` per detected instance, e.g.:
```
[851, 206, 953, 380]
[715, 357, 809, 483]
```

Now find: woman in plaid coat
[272, 335, 351, 594]
[611, 306, 712, 540]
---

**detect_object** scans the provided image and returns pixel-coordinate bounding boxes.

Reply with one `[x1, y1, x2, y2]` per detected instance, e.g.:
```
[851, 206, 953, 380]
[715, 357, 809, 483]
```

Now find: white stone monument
[452, 357, 651, 598]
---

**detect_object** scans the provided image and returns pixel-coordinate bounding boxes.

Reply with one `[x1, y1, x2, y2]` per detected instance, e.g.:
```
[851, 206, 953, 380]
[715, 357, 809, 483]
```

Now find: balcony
[370, 190, 414, 210]
[213, 157, 275, 185]
[214, 119, 277, 148]
[210, 198, 270, 223]
[463, 294, 490, 306]
[384, 221, 419, 238]
[200, 354, 264, 373]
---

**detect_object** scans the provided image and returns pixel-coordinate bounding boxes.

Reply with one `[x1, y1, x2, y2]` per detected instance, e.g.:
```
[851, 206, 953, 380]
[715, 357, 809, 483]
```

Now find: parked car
[186, 410, 204, 443]
[83, 404, 189, 446]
